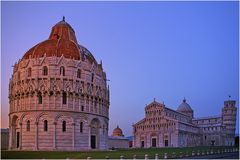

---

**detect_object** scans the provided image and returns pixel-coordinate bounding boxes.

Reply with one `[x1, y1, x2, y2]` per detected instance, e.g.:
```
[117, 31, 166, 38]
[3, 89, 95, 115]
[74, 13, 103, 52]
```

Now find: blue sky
[1, 1, 239, 136]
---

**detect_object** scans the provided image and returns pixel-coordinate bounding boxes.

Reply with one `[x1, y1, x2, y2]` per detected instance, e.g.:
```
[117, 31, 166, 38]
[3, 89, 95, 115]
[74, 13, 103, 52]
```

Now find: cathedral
[8, 17, 110, 151]
[133, 98, 237, 148]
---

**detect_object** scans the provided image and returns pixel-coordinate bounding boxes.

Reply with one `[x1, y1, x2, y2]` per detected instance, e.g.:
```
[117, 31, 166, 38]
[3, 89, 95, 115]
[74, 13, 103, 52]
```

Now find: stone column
[8, 126, 12, 149]
[78, 96, 80, 111]
[16, 98, 18, 112]
[35, 94, 37, 110]
[99, 102, 101, 115]
[72, 123, 75, 150]
[19, 123, 22, 149]
[67, 92, 69, 109]
[19, 97, 21, 111]
[24, 95, 26, 110]
[53, 122, 57, 150]
[35, 122, 38, 150]
[61, 91, 63, 109]
[92, 99, 95, 113]
[88, 124, 91, 149]
[28, 94, 30, 110]
[73, 94, 75, 111]
[169, 132, 171, 147]
[54, 92, 56, 109]
[23, 96, 25, 110]
[84, 96, 87, 112]
[48, 92, 50, 109]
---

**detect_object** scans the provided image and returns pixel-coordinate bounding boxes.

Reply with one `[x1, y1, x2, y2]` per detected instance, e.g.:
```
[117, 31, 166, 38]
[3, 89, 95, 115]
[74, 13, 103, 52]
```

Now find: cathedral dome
[177, 98, 194, 118]
[112, 125, 124, 137]
[177, 98, 193, 112]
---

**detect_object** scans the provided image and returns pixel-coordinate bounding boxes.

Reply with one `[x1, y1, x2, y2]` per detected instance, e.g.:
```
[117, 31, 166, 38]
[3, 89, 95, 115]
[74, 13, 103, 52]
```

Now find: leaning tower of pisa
[222, 100, 237, 146]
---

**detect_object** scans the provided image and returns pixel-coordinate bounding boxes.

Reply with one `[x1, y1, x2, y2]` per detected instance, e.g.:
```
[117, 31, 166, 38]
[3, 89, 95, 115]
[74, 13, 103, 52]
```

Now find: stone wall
[108, 137, 129, 149]
[1, 129, 9, 150]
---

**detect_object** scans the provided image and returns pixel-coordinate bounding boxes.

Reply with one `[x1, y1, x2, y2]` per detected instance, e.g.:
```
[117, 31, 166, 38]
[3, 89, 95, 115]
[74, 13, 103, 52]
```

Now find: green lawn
[1, 146, 237, 159]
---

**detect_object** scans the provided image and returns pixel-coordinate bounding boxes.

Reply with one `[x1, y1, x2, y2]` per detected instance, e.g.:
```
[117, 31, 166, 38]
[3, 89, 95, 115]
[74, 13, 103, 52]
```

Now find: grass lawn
[1, 146, 237, 159]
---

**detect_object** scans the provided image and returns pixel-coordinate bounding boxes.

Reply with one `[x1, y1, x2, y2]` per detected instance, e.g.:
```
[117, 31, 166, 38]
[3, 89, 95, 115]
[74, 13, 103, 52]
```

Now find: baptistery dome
[8, 17, 110, 151]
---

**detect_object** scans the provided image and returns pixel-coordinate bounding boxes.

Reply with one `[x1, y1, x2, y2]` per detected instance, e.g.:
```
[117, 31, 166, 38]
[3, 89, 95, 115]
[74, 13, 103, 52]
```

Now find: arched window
[17, 72, 21, 80]
[80, 122, 83, 133]
[62, 121, 66, 132]
[44, 120, 48, 131]
[77, 69, 81, 78]
[27, 68, 32, 77]
[43, 66, 48, 75]
[91, 73, 94, 82]
[26, 120, 30, 131]
[38, 93, 42, 104]
[60, 66, 65, 76]
[62, 92, 67, 104]
[81, 106, 84, 111]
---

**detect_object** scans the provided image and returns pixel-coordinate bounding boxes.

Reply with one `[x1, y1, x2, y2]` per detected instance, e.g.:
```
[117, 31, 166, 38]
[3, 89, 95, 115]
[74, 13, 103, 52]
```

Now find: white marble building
[8, 18, 110, 151]
[108, 126, 129, 149]
[133, 98, 237, 148]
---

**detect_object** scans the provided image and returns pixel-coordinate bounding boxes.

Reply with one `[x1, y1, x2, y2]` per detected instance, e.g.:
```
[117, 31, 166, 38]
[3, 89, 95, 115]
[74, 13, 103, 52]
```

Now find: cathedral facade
[8, 18, 110, 151]
[133, 99, 237, 148]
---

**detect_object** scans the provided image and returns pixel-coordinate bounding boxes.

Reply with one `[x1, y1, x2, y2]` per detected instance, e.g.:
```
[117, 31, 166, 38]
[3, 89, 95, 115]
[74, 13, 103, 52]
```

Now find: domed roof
[22, 17, 97, 63]
[112, 125, 124, 137]
[177, 98, 193, 112]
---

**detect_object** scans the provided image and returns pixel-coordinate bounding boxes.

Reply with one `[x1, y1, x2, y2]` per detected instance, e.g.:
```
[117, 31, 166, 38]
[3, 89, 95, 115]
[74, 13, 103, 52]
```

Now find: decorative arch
[64, 81, 72, 92]
[42, 66, 48, 75]
[11, 115, 19, 126]
[36, 112, 49, 123]
[77, 69, 81, 78]
[10, 115, 20, 149]
[51, 80, 60, 92]
[36, 112, 54, 149]
[19, 85, 24, 94]
[90, 118, 101, 149]
[57, 56, 65, 66]
[54, 114, 74, 124]
[27, 67, 32, 77]
[150, 132, 158, 147]
[55, 114, 74, 149]
[39, 83, 46, 93]
[60, 66, 65, 76]
[19, 113, 28, 124]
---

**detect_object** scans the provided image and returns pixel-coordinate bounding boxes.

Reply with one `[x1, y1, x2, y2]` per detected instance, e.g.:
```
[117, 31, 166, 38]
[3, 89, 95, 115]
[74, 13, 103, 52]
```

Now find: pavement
[182, 151, 239, 159]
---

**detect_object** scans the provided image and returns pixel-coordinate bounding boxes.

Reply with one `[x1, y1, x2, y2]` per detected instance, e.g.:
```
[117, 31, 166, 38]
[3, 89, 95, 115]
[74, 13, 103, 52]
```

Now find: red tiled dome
[112, 125, 124, 137]
[22, 17, 81, 60]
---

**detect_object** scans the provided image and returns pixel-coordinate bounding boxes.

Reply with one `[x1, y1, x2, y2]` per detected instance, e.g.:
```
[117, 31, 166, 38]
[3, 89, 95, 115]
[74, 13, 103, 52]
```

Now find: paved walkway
[183, 152, 239, 159]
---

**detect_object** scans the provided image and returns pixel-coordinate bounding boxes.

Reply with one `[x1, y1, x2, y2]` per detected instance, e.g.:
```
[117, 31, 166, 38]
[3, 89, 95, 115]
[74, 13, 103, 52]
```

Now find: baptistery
[8, 17, 110, 151]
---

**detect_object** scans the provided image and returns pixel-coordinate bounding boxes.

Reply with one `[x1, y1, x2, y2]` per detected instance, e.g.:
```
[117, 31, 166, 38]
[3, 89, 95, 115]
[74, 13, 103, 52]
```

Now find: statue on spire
[63, 16, 65, 22]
